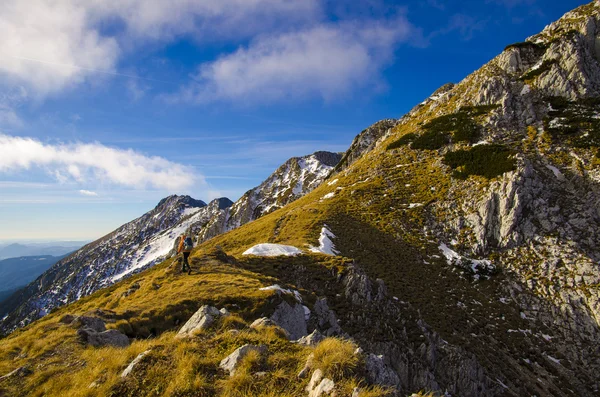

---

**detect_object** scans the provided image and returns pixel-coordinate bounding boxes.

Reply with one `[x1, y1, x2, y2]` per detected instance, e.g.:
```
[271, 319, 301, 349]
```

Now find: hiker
[177, 233, 194, 274]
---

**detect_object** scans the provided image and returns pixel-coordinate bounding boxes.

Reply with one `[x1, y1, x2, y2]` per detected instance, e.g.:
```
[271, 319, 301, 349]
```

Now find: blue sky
[0, 0, 587, 240]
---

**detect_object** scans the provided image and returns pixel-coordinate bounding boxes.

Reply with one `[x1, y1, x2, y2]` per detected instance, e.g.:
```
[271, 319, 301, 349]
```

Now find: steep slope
[0, 151, 341, 335]
[1, 3, 600, 397]
[0, 195, 211, 333]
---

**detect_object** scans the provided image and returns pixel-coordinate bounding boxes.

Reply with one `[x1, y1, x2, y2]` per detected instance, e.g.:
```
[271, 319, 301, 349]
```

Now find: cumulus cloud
[0, 0, 320, 96]
[79, 190, 98, 196]
[0, 134, 198, 190]
[174, 16, 419, 104]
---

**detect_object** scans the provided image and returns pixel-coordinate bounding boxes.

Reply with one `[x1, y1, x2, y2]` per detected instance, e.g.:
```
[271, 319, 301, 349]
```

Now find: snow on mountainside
[0, 151, 341, 334]
[0, 195, 211, 333]
[197, 151, 342, 242]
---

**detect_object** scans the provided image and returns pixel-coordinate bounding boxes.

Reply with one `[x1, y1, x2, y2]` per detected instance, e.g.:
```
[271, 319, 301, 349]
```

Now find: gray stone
[250, 317, 278, 329]
[73, 316, 106, 332]
[296, 330, 325, 347]
[121, 350, 151, 377]
[78, 328, 130, 348]
[219, 344, 267, 376]
[365, 353, 400, 387]
[311, 298, 342, 336]
[306, 369, 335, 397]
[270, 301, 308, 340]
[176, 305, 222, 338]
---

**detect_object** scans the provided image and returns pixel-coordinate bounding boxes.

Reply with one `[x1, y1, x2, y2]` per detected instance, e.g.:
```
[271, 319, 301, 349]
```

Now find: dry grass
[312, 338, 360, 380]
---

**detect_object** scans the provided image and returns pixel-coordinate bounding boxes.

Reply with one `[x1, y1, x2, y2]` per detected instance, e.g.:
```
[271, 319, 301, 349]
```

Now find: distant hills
[0, 254, 67, 314]
[0, 241, 86, 260]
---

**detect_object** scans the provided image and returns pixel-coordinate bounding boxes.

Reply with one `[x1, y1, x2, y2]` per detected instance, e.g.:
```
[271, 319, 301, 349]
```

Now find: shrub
[411, 130, 450, 150]
[312, 338, 360, 379]
[386, 133, 416, 150]
[520, 60, 557, 81]
[443, 144, 516, 179]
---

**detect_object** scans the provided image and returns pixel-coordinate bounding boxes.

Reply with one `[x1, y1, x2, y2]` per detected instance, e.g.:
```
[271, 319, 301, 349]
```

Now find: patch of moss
[443, 144, 516, 179]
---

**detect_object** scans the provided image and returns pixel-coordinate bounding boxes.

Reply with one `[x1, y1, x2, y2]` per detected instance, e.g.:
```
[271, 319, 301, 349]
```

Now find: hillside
[1, 2, 600, 397]
[0, 151, 341, 335]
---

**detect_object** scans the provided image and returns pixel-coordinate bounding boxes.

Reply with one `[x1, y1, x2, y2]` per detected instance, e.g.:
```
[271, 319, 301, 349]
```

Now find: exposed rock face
[72, 316, 106, 333]
[309, 298, 341, 336]
[270, 301, 308, 340]
[176, 305, 222, 338]
[219, 344, 267, 376]
[199, 151, 343, 243]
[365, 354, 400, 387]
[333, 119, 398, 174]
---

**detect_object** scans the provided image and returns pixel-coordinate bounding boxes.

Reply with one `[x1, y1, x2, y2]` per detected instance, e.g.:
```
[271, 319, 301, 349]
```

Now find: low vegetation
[442, 144, 516, 179]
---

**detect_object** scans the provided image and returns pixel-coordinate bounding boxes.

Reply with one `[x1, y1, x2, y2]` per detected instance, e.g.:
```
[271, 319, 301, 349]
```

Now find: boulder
[73, 316, 106, 332]
[78, 328, 130, 348]
[296, 330, 325, 347]
[270, 301, 307, 340]
[176, 305, 222, 338]
[306, 369, 335, 397]
[250, 317, 278, 329]
[59, 314, 76, 324]
[219, 344, 267, 376]
[121, 350, 151, 377]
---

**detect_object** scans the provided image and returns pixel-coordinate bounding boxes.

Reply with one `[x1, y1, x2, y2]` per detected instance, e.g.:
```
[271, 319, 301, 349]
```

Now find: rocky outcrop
[176, 305, 224, 338]
[219, 344, 267, 376]
[296, 330, 325, 347]
[270, 301, 308, 340]
[306, 369, 335, 397]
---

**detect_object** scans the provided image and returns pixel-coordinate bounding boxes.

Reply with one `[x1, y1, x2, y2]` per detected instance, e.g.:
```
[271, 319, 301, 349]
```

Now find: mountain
[197, 151, 343, 242]
[0, 255, 67, 311]
[1, 3, 600, 397]
[0, 151, 341, 334]
[0, 242, 85, 260]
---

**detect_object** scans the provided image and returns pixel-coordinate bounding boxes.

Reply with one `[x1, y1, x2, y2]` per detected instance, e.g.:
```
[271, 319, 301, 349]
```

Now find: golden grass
[311, 338, 360, 380]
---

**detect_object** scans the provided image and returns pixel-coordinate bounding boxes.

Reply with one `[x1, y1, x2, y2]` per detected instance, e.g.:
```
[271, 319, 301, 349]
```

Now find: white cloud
[0, 0, 320, 97]
[174, 17, 418, 104]
[79, 190, 98, 196]
[0, 134, 199, 190]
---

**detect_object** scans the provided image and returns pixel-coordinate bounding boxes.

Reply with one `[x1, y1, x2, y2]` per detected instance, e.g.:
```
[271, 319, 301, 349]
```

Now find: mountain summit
[1, 3, 600, 397]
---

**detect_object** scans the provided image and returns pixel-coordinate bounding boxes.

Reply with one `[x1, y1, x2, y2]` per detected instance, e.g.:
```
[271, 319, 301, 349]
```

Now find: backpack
[183, 236, 194, 252]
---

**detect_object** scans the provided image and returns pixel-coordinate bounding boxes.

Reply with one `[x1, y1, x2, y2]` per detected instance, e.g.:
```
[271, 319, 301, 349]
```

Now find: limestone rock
[72, 316, 106, 332]
[77, 328, 130, 348]
[176, 305, 222, 338]
[306, 369, 335, 397]
[296, 330, 325, 347]
[250, 317, 279, 329]
[311, 298, 341, 336]
[365, 353, 400, 387]
[121, 350, 151, 377]
[219, 344, 267, 376]
[270, 301, 308, 340]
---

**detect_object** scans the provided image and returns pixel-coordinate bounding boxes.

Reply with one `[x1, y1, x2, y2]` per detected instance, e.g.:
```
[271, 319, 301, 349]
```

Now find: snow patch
[259, 284, 302, 302]
[439, 243, 495, 280]
[327, 179, 338, 186]
[309, 225, 340, 256]
[243, 243, 302, 257]
[408, 203, 423, 209]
